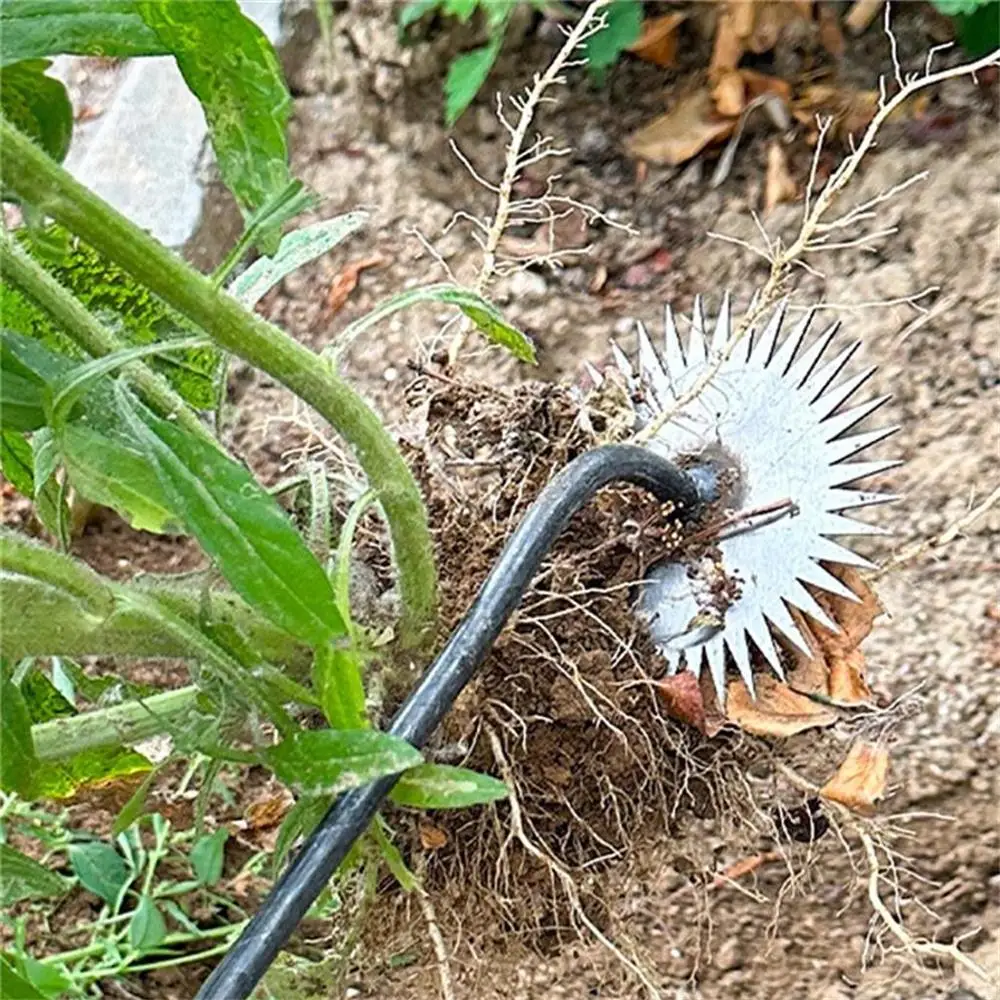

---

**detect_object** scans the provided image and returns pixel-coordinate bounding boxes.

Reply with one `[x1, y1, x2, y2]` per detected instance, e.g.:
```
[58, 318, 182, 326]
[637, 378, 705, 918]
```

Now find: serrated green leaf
[335, 283, 535, 363]
[0, 677, 40, 798]
[0, 59, 73, 164]
[229, 212, 369, 308]
[0, 954, 46, 1000]
[585, 0, 642, 80]
[390, 763, 508, 809]
[189, 828, 228, 886]
[0, 431, 35, 497]
[128, 894, 167, 952]
[0, 0, 167, 66]
[0, 230, 222, 410]
[135, 1, 293, 224]
[115, 386, 345, 646]
[265, 729, 423, 798]
[69, 841, 129, 905]
[445, 37, 502, 126]
[0, 844, 70, 906]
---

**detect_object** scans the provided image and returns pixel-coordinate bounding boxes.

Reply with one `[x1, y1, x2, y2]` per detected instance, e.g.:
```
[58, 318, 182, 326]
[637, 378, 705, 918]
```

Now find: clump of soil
[378, 373, 803, 948]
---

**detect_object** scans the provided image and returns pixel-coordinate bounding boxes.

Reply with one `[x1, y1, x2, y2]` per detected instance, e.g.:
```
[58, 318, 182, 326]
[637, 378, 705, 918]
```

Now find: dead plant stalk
[635, 43, 1000, 445]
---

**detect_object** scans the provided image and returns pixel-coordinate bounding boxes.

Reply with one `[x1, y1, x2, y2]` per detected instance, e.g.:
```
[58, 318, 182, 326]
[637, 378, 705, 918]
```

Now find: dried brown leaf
[657, 670, 724, 736]
[325, 254, 385, 316]
[726, 674, 838, 737]
[820, 741, 889, 814]
[627, 90, 736, 166]
[629, 11, 686, 68]
[710, 7, 745, 79]
[764, 141, 797, 217]
[713, 70, 745, 117]
[244, 793, 293, 830]
[818, 3, 846, 59]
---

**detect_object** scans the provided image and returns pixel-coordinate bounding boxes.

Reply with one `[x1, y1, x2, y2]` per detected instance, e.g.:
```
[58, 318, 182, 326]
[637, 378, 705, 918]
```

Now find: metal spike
[726, 626, 752, 686]
[826, 459, 903, 488]
[609, 341, 635, 385]
[665, 649, 683, 675]
[687, 295, 708, 367]
[636, 320, 670, 404]
[783, 582, 840, 633]
[813, 366, 877, 417]
[825, 426, 898, 463]
[770, 308, 814, 376]
[819, 512, 890, 538]
[794, 559, 863, 601]
[803, 340, 862, 400]
[761, 596, 814, 654]
[751, 298, 788, 369]
[745, 615, 784, 678]
[787, 322, 840, 388]
[663, 303, 686, 378]
[710, 290, 732, 353]
[705, 637, 729, 702]
[809, 536, 876, 570]
[820, 395, 893, 441]
[826, 489, 900, 511]
[684, 646, 704, 678]
[582, 360, 604, 388]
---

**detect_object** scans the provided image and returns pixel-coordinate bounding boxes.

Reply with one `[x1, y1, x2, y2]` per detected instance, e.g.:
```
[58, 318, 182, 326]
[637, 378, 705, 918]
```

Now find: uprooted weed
[365, 373, 853, 966]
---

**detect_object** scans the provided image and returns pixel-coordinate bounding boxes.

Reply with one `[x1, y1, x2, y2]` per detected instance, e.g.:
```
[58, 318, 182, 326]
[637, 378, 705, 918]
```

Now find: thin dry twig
[417, 887, 457, 1000]
[635, 43, 1000, 446]
[876, 483, 1000, 577]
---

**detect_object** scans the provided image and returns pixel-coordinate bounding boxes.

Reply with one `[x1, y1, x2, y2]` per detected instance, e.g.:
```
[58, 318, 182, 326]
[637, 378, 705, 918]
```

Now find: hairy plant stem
[0, 230, 210, 444]
[31, 685, 200, 761]
[0, 119, 437, 648]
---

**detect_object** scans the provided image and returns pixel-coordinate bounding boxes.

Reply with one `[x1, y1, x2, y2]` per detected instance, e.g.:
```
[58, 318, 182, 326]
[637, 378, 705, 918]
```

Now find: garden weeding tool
[198, 297, 898, 999]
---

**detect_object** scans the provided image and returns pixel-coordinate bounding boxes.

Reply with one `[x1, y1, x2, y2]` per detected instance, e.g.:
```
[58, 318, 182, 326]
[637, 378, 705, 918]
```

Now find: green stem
[0, 231, 210, 444]
[0, 120, 437, 649]
[31, 685, 200, 761]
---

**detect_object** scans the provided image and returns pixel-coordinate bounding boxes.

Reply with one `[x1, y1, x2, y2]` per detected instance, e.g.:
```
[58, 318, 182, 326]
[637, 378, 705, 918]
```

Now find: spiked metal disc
[595, 295, 899, 700]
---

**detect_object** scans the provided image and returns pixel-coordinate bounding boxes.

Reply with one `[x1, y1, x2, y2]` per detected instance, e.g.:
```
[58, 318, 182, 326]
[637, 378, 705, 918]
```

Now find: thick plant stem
[31, 685, 200, 760]
[0, 231, 210, 444]
[0, 120, 437, 647]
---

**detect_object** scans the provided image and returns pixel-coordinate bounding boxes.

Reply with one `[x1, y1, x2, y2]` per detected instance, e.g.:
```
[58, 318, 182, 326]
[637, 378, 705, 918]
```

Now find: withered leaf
[628, 90, 736, 166]
[419, 822, 449, 851]
[657, 670, 724, 736]
[820, 741, 889, 814]
[629, 12, 686, 68]
[764, 141, 797, 217]
[726, 675, 838, 737]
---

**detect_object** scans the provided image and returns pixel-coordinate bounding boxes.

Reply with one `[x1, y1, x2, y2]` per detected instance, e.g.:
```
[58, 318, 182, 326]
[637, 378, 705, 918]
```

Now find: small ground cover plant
[0, 1, 531, 993]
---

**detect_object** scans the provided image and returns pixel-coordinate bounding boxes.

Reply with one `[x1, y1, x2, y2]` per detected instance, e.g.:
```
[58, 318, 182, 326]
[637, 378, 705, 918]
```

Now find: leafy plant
[0, 1, 526, 989]
[398, 0, 643, 125]
[930, 0, 1000, 55]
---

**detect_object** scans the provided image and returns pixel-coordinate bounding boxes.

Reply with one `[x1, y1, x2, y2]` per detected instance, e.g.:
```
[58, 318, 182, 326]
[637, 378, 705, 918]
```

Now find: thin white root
[418, 887, 457, 1000]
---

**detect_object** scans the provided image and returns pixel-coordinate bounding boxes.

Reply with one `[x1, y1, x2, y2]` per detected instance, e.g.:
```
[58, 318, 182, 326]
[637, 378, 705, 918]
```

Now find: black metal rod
[197, 445, 714, 1000]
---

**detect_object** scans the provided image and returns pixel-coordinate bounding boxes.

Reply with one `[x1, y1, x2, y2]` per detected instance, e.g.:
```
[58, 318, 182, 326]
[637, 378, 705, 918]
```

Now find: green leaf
[69, 841, 129, 905]
[585, 0, 642, 80]
[0, 372, 45, 432]
[60, 422, 180, 534]
[444, 0, 479, 20]
[335, 283, 535, 363]
[0, 60, 73, 163]
[265, 729, 423, 797]
[31, 427, 58, 489]
[0, 844, 70, 906]
[16, 954, 72, 999]
[0, 678, 40, 797]
[135, 1, 293, 222]
[951, 0, 1000, 54]
[399, 0, 442, 33]
[312, 645, 368, 732]
[372, 816, 418, 891]
[0, 0, 168, 66]
[390, 764, 508, 809]
[272, 795, 327, 876]
[128, 894, 167, 952]
[445, 37, 502, 126]
[112, 766, 162, 836]
[49, 336, 208, 430]
[0, 954, 46, 1000]
[930, 0, 990, 13]
[115, 387, 346, 646]
[189, 827, 228, 886]
[229, 212, 369, 308]
[0, 230, 222, 410]
[0, 431, 35, 497]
